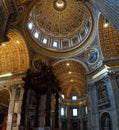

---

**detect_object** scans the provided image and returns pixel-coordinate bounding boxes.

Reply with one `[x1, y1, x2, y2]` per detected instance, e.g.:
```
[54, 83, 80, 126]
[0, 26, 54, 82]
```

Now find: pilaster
[88, 83, 99, 130]
[7, 83, 24, 130]
[107, 72, 119, 130]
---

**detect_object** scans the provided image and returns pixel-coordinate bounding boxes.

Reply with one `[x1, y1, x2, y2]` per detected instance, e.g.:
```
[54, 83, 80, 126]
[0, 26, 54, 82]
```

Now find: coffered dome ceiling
[26, 0, 94, 57]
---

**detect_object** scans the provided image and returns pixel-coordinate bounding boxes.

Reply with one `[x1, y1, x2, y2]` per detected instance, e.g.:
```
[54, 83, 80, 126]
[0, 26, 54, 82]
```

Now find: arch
[53, 58, 88, 72]
[100, 112, 112, 130]
[0, 30, 29, 75]
[53, 59, 86, 99]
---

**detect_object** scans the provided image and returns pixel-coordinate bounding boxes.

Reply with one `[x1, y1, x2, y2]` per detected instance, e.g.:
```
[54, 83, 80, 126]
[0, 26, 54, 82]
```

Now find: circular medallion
[87, 48, 99, 65]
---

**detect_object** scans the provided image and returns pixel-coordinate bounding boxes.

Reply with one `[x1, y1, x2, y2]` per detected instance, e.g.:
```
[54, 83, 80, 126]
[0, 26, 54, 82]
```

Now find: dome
[27, 0, 93, 53]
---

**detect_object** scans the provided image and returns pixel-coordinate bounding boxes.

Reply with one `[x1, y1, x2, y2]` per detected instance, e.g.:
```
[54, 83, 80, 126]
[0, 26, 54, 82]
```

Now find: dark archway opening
[100, 112, 112, 130]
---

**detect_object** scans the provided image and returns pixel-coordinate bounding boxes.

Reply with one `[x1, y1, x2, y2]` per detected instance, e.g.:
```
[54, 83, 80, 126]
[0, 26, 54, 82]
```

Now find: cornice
[0, 73, 26, 85]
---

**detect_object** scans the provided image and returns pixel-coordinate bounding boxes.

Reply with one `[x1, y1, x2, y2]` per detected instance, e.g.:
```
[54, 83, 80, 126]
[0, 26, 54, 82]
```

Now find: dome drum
[27, 0, 93, 51]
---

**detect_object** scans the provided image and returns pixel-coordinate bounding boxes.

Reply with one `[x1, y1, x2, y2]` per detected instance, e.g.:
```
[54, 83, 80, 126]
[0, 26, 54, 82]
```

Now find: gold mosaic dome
[27, 0, 93, 57]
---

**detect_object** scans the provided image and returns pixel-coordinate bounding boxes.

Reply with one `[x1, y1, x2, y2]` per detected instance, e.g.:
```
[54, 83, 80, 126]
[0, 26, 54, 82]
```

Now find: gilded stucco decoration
[30, 0, 92, 38]
[15, 0, 29, 5]
[53, 60, 86, 101]
[99, 15, 119, 60]
[25, 0, 94, 58]
[0, 31, 29, 75]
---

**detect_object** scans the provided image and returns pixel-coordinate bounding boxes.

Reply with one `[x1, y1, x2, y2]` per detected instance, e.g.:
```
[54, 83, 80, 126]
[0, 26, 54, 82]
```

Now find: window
[53, 41, 57, 47]
[43, 38, 47, 44]
[72, 108, 78, 116]
[61, 94, 64, 99]
[72, 95, 78, 101]
[85, 26, 89, 34]
[85, 106, 88, 114]
[61, 107, 65, 116]
[28, 22, 33, 30]
[34, 32, 39, 39]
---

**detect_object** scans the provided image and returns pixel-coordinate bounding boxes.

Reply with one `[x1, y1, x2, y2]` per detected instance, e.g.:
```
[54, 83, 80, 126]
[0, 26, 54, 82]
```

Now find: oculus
[53, 0, 67, 11]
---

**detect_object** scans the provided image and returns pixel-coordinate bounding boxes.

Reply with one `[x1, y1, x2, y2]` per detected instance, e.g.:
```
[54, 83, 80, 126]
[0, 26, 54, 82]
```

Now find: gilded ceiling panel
[0, 31, 29, 75]
[99, 15, 119, 60]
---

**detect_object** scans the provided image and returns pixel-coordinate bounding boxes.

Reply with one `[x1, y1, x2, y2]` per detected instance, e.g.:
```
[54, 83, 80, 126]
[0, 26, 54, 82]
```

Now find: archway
[100, 112, 112, 130]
